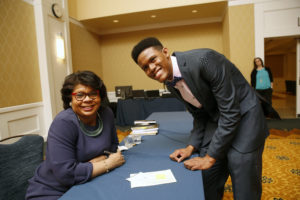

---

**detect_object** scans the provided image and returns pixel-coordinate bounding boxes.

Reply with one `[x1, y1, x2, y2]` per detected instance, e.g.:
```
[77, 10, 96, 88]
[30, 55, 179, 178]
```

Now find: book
[131, 124, 158, 131]
[131, 130, 158, 135]
[134, 120, 157, 125]
[131, 120, 159, 135]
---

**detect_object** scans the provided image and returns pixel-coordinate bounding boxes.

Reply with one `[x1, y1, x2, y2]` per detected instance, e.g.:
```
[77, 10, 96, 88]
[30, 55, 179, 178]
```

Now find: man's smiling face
[137, 47, 173, 83]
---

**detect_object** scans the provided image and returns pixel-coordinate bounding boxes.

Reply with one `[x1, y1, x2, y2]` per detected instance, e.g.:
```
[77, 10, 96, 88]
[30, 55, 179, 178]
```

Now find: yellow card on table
[156, 174, 166, 180]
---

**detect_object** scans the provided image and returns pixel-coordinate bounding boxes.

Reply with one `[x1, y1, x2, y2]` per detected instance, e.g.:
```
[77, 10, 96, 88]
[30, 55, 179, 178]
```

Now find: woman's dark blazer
[166, 49, 269, 159]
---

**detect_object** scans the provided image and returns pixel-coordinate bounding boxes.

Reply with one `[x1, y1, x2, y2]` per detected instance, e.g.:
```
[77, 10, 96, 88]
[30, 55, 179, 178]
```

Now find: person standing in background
[251, 57, 274, 105]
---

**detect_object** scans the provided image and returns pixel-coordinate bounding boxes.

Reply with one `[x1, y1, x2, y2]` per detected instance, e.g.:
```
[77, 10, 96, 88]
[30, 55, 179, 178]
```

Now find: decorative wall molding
[69, 17, 85, 29]
[69, 17, 101, 35]
[0, 102, 46, 140]
[0, 102, 42, 114]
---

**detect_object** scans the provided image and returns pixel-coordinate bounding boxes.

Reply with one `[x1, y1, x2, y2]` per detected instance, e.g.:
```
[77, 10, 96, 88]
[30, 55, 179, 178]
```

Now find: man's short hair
[131, 37, 163, 63]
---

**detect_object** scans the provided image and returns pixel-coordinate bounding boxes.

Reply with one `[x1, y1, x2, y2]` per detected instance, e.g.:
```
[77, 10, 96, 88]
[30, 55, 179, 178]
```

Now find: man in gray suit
[131, 37, 269, 200]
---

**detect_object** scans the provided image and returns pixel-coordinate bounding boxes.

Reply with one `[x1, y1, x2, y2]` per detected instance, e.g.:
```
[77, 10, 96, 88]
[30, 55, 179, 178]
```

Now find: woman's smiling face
[71, 84, 101, 122]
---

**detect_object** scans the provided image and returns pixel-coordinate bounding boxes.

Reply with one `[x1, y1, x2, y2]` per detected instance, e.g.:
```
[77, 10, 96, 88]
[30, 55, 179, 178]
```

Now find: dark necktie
[166, 76, 183, 87]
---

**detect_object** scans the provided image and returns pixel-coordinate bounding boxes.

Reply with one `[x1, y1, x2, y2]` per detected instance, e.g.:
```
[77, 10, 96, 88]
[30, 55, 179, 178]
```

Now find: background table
[116, 97, 185, 126]
[61, 111, 205, 200]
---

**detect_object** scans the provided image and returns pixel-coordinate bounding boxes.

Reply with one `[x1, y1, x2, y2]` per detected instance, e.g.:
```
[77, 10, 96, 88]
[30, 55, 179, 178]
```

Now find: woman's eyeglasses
[72, 90, 99, 101]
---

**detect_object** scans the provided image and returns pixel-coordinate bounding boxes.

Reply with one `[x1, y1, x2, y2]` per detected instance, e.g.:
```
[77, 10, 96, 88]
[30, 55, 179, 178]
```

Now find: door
[297, 39, 300, 117]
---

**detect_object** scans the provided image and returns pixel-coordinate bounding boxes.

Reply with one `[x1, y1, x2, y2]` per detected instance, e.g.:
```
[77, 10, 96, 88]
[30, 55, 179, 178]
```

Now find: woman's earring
[69, 102, 72, 107]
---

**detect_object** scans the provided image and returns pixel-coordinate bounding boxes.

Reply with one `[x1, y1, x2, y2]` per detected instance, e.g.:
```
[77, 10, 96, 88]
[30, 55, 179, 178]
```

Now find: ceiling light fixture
[151, 15, 156, 18]
[192, 10, 198, 13]
[113, 20, 119, 23]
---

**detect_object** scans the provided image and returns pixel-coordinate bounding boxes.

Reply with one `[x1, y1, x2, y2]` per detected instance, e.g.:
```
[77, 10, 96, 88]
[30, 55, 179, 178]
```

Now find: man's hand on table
[169, 145, 194, 163]
[184, 154, 216, 170]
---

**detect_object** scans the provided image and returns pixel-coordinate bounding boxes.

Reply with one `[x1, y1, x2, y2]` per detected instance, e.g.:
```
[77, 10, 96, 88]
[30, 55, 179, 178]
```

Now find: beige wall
[227, 4, 255, 83]
[69, 22, 103, 77]
[99, 23, 223, 91]
[222, 7, 230, 59]
[0, 0, 42, 108]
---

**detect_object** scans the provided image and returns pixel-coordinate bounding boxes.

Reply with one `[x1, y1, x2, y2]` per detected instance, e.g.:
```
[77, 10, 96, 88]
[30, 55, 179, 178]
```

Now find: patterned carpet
[223, 129, 300, 200]
[117, 128, 300, 200]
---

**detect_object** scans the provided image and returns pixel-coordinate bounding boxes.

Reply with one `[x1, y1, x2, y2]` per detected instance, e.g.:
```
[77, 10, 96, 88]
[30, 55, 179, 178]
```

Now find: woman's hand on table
[89, 155, 107, 163]
[106, 150, 125, 169]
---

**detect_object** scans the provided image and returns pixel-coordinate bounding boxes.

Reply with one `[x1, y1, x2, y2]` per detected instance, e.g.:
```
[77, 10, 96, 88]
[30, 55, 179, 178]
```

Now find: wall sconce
[56, 33, 65, 59]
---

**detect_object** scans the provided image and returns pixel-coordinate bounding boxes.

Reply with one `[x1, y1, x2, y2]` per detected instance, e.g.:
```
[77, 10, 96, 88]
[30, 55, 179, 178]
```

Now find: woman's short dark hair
[61, 71, 107, 110]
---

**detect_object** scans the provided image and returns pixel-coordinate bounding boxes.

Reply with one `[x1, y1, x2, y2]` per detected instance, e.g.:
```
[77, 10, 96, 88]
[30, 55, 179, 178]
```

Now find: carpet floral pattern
[223, 129, 300, 200]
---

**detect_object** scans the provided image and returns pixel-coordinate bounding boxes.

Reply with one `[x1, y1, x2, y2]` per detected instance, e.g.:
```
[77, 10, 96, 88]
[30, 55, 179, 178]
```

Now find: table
[116, 97, 186, 126]
[61, 111, 205, 200]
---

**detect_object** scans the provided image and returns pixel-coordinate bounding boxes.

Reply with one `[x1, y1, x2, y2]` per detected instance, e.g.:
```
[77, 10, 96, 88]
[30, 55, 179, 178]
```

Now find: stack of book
[131, 120, 159, 135]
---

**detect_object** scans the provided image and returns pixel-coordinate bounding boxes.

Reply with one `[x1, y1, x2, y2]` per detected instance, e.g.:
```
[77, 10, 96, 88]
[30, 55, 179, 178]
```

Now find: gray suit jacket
[167, 49, 269, 159]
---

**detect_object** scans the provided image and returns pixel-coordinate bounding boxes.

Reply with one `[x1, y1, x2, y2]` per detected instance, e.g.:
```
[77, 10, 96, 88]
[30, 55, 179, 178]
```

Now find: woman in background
[26, 71, 125, 200]
[251, 57, 274, 105]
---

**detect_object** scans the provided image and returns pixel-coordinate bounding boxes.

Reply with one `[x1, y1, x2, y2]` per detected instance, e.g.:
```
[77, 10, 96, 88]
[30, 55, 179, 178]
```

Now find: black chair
[0, 134, 44, 200]
[145, 90, 160, 98]
[115, 86, 133, 99]
[108, 102, 117, 118]
[285, 80, 296, 95]
[132, 90, 145, 98]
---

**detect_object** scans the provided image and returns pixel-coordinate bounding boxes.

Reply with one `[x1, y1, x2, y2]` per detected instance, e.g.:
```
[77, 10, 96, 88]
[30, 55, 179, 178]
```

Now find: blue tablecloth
[116, 97, 185, 126]
[61, 111, 205, 200]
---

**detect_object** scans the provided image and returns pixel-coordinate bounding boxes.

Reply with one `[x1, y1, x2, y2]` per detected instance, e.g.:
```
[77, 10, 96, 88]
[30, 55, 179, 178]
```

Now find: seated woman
[26, 71, 125, 200]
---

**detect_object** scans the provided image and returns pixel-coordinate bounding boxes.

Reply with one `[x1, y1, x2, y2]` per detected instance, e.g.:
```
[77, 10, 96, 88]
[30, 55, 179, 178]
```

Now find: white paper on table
[118, 145, 128, 151]
[126, 169, 177, 188]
